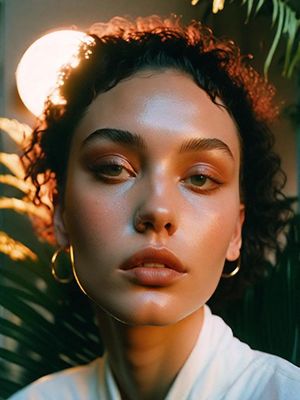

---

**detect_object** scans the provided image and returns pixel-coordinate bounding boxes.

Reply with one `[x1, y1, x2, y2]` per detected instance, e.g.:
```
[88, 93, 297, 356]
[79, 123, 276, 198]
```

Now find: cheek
[64, 185, 130, 248]
[182, 192, 239, 250]
[179, 202, 237, 301]
[181, 201, 240, 292]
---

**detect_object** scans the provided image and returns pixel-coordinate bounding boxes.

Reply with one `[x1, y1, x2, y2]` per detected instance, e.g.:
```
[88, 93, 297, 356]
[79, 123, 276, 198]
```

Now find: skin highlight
[54, 69, 244, 399]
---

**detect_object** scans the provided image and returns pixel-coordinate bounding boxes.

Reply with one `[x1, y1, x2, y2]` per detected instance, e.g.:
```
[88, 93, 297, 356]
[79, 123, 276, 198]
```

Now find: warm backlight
[16, 30, 93, 117]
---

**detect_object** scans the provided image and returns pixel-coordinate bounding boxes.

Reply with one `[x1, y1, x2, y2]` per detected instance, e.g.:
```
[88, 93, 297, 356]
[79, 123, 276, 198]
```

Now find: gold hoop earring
[222, 257, 240, 279]
[51, 247, 73, 283]
[69, 245, 88, 296]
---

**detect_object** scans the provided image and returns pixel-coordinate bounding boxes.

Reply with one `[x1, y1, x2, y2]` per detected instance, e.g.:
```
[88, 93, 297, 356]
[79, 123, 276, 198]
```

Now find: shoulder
[243, 351, 300, 398]
[189, 306, 300, 399]
[218, 351, 300, 400]
[8, 358, 103, 400]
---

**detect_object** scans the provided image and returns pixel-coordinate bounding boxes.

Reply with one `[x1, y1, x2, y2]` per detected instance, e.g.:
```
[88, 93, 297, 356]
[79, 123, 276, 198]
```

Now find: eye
[183, 170, 222, 192]
[188, 175, 208, 187]
[89, 157, 136, 182]
[185, 174, 220, 191]
[97, 163, 126, 177]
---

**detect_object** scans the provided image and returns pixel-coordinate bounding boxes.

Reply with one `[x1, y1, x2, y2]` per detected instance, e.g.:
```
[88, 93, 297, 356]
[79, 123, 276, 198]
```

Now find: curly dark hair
[23, 16, 293, 303]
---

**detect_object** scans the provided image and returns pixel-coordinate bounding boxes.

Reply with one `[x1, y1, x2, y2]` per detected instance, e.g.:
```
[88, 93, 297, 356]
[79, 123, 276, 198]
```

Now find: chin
[94, 296, 201, 327]
[115, 311, 181, 327]
[110, 311, 186, 327]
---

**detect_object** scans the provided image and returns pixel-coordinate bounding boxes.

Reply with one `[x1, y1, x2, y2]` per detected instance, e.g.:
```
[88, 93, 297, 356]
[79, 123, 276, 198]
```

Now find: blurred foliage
[0, 251, 103, 400]
[216, 214, 300, 366]
[192, 0, 300, 77]
[0, 118, 103, 399]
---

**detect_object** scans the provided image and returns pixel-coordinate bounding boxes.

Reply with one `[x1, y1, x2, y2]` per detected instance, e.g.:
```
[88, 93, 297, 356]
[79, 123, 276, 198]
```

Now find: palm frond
[191, 0, 300, 77]
[0, 118, 32, 146]
[0, 153, 25, 180]
[255, 0, 266, 15]
[0, 174, 34, 194]
[238, 0, 300, 77]
[0, 197, 50, 222]
[0, 255, 103, 398]
[0, 232, 37, 261]
[212, 0, 225, 13]
[217, 215, 300, 366]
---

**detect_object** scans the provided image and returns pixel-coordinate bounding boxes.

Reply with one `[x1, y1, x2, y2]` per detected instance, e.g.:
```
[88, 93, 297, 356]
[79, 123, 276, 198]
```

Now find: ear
[53, 204, 69, 248]
[225, 204, 245, 261]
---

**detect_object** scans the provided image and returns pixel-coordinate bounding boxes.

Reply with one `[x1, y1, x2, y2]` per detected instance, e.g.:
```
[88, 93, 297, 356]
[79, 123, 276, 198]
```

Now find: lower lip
[121, 267, 185, 287]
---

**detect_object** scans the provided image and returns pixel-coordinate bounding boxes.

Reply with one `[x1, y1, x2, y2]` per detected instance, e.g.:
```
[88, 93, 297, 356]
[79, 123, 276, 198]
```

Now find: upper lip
[120, 247, 186, 273]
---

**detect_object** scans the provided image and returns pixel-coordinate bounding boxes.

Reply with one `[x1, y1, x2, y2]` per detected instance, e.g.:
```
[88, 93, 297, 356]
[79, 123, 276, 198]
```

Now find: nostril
[165, 222, 176, 236]
[165, 222, 172, 231]
[133, 208, 178, 235]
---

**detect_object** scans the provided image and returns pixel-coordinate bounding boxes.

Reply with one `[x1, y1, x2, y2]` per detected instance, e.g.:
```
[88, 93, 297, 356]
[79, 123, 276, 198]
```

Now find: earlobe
[226, 204, 245, 261]
[53, 205, 69, 248]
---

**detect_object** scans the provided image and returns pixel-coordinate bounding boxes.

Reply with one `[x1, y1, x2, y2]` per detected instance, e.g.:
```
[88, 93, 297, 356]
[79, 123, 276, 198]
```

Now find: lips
[120, 247, 186, 273]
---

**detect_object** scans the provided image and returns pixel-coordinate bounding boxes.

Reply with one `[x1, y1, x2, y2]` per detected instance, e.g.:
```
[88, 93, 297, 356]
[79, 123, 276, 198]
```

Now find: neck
[95, 307, 204, 400]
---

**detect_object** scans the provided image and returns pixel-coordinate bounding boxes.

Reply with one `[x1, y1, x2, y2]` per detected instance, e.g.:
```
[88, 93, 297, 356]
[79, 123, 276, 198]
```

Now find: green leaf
[0, 348, 44, 375]
[282, 9, 296, 75]
[255, 0, 266, 15]
[219, 0, 300, 77]
[216, 215, 300, 366]
[245, 0, 254, 22]
[0, 287, 100, 363]
[0, 318, 69, 369]
[264, 0, 285, 76]
[0, 290, 75, 353]
[287, 39, 300, 77]
[272, 0, 279, 26]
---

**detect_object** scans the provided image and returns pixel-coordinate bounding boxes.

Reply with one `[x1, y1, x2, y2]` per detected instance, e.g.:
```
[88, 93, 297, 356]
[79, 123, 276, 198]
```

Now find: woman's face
[55, 69, 244, 326]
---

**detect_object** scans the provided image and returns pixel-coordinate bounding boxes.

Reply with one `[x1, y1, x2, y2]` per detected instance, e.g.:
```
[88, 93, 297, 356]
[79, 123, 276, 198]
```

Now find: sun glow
[16, 30, 95, 117]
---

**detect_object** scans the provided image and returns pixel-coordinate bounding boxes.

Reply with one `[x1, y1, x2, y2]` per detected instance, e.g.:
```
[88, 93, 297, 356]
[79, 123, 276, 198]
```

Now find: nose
[133, 180, 178, 237]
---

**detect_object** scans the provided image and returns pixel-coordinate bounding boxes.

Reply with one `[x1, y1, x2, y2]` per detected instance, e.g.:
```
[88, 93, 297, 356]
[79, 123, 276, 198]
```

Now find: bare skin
[54, 69, 244, 399]
[95, 303, 204, 399]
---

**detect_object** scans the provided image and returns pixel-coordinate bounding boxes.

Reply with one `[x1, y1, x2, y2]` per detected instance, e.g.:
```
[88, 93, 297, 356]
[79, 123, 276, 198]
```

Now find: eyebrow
[179, 137, 234, 159]
[81, 128, 234, 159]
[81, 128, 146, 150]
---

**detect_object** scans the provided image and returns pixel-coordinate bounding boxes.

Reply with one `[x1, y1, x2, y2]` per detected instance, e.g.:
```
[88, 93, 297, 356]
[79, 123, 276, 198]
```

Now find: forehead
[72, 69, 240, 158]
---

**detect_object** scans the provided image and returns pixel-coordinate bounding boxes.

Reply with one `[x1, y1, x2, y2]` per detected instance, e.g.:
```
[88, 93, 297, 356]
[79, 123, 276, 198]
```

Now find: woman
[10, 16, 300, 399]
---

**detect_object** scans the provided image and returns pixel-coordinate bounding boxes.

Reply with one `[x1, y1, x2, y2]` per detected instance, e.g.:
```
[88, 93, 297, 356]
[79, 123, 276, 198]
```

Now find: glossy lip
[120, 247, 187, 273]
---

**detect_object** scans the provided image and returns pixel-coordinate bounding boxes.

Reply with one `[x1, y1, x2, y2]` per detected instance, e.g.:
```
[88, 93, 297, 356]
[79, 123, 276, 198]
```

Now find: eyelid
[88, 154, 134, 169]
[186, 163, 223, 182]
[87, 154, 137, 180]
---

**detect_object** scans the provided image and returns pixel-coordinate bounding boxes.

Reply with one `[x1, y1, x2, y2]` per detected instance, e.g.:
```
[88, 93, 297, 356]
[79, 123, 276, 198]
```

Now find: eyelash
[89, 160, 222, 192]
[90, 159, 135, 181]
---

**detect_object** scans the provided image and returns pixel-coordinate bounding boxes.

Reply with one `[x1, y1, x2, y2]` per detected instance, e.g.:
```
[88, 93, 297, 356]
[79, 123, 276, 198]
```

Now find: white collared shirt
[9, 305, 300, 399]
